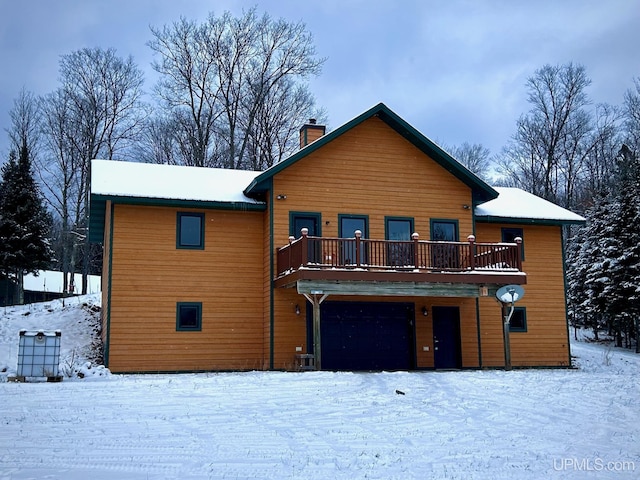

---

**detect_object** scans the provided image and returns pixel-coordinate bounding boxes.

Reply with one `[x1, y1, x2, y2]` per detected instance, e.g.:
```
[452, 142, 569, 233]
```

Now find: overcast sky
[1, 0, 638, 164]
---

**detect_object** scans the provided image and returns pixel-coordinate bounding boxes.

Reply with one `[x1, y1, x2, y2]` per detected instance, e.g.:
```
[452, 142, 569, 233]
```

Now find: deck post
[412, 232, 419, 268]
[467, 234, 476, 270]
[303, 292, 329, 370]
[300, 228, 309, 266]
[515, 237, 523, 270]
[288, 235, 294, 271]
[354, 230, 362, 266]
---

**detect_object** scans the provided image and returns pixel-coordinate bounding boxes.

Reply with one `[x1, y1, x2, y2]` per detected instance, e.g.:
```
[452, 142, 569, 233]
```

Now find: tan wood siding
[107, 204, 264, 372]
[475, 223, 570, 367]
[269, 117, 478, 369]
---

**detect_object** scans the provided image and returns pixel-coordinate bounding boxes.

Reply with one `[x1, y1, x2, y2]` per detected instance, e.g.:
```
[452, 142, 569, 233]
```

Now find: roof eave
[475, 215, 586, 226]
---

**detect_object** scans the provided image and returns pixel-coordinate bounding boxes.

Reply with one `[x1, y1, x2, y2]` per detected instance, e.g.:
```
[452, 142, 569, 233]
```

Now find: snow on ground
[0, 297, 638, 479]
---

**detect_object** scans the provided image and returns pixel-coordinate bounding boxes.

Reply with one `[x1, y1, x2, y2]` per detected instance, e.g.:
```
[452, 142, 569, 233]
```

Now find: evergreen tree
[0, 143, 53, 304]
[604, 146, 640, 347]
[567, 145, 640, 349]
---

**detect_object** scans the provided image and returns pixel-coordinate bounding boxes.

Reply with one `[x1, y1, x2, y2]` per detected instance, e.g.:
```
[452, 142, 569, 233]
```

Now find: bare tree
[498, 63, 594, 206]
[6, 88, 41, 161]
[445, 142, 492, 181]
[623, 77, 640, 154]
[39, 48, 146, 293]
[148, 7, 325, 169]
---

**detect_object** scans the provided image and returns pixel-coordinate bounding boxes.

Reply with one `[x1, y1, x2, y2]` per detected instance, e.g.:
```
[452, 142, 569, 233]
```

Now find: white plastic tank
[17, 330, 62, 379]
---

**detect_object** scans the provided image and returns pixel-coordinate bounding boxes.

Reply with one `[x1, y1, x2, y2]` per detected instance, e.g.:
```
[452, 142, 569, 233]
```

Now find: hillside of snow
[0, 296, 638, 479]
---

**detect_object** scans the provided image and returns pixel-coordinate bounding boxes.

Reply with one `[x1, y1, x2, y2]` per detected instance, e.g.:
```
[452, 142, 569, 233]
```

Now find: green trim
[244, 103, 498, 204]
[384, 216, 415, 240]
[269, 182, 275, 370]
[338, 214, 369, 238]
[509, 306, 527, 332]
[176, 302, 203, 331]
[475, 298, 482, 368]
[105, 202, 115, 367]
[430, 218, 460, 241]
[289, 211, 322, 237]
[560, 227, 572, 367]
[176, 212, 205, 250]
[475, 215, 585, 226]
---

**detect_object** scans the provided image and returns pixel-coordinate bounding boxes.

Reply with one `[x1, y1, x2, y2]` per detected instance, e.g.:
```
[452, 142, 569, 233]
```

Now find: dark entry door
[312, 301, 415, 370]
[432, 306, 462, 369]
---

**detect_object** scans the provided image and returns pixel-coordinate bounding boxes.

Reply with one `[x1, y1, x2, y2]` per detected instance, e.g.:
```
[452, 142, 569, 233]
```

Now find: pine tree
[0, 143, 53, 304]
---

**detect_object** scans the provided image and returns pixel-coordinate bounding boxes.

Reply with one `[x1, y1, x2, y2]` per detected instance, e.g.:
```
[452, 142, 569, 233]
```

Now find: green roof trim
[89, 194, 266, 244]
[244, 102, 498, 203]
[474, 215, 586, 226]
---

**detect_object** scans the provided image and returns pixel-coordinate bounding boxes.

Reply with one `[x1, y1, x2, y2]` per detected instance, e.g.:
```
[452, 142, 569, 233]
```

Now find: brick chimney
[299, 118, 326, 148]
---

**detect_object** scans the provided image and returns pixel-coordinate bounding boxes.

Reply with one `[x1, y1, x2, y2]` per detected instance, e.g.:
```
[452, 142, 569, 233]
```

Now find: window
[177, 212, 204, 249]
[385, 217, 414, 267]
[430, 219, 459, 241]
[509, 307, 527, 332]
[430, 219, 459, 269]
[339, 214, 368, 265]
[289, 212, 321, 237]
[502, 227, 524, 260]
[176, 302, 202, 331]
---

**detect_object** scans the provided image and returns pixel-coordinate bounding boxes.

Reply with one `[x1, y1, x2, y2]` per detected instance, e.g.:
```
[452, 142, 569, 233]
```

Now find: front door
[432, 306, 462, 369]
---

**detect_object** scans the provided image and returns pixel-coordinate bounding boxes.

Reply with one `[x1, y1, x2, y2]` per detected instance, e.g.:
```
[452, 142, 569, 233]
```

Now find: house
[89, 103, 585, 373]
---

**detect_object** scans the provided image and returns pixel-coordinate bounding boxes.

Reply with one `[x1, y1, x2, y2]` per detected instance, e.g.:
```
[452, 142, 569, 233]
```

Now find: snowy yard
[0, 296, 638, 479]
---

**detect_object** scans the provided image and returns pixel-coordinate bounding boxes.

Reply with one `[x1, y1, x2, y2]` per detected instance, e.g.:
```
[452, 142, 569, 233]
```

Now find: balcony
[275, 230, 525, 296]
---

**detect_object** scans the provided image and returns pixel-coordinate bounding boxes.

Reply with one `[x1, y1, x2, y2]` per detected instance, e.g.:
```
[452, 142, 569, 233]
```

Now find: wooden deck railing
[276, 229, 523, 278]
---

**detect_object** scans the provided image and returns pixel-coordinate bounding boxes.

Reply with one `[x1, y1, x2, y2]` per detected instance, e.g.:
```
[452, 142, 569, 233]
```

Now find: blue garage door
[312, 301, 415, 371]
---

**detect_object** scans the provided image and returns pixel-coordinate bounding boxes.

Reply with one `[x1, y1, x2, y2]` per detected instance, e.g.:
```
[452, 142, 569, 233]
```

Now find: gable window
[177, 212, 204, 249]
[502, 227, 524, 260]
[509, 307, 527, 332]
[176, 302, 202, 331]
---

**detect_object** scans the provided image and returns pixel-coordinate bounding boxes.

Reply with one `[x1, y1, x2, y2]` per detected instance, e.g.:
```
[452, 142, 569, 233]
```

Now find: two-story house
[89, 103, 585, 373]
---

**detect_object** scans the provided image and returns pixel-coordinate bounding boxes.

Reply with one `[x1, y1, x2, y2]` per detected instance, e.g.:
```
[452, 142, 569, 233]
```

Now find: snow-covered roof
[475, 187, 585, 224]
[91, 160, 262, 205]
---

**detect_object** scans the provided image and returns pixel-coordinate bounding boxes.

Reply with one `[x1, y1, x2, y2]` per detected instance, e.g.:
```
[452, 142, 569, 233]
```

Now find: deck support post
[303, 292, 329, 370]
[502, 301, 515, 370]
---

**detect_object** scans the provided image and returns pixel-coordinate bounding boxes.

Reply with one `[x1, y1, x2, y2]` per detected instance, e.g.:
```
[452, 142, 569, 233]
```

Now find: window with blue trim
[176, 302, 202, 331]
[177, 212, 205, 249]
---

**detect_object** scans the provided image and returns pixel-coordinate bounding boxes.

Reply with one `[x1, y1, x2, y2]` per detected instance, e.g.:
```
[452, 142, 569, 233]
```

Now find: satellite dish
[496, 284, 525, 304]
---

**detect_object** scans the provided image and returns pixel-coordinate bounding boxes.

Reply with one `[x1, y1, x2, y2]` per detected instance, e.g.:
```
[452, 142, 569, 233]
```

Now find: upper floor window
[177, 212, 205, 249]
[430, 219, 459, 241]
[502, 227, 524, 260]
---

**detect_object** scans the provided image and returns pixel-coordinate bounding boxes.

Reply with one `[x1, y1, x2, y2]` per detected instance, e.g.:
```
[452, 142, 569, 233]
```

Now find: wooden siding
[268, 117, 477, 369]
[475, 223, 570, 367]
[107, 204, 264, 372]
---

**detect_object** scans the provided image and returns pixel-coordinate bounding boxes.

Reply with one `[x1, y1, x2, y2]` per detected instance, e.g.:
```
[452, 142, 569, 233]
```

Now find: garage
[309, 301, 416, 370]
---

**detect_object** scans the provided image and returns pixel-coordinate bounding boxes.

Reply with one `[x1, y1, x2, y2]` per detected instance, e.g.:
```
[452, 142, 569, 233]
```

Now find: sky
[1, 0, 639, 163]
